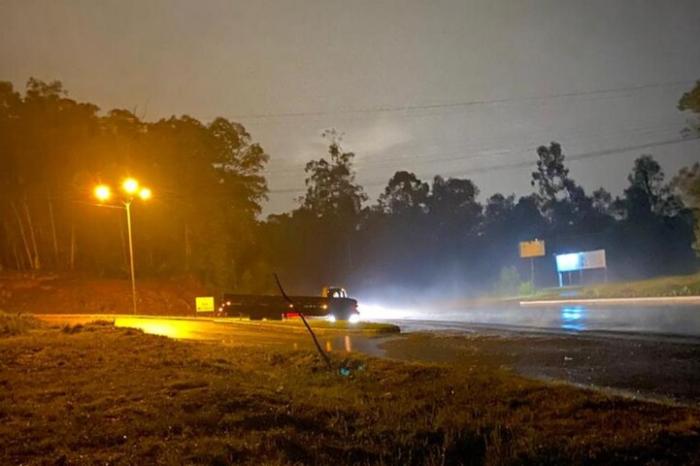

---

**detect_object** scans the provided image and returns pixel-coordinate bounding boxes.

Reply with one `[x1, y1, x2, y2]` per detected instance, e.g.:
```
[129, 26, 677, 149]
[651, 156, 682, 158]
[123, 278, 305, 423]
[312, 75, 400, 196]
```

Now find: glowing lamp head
[138, 187, 152, 200]
[122, 178, 139, 194]
[94, 184, 111, 202]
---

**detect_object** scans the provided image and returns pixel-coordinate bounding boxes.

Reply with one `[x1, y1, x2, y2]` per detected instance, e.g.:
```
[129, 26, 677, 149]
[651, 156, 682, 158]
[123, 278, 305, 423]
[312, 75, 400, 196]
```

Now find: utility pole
[125, 200, 137, 315]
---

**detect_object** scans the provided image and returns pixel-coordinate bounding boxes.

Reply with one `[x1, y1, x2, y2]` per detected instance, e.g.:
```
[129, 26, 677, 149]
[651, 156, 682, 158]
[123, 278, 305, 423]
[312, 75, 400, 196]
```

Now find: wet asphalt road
[367, 303, 700, 340]
[373, 304, 700, 405]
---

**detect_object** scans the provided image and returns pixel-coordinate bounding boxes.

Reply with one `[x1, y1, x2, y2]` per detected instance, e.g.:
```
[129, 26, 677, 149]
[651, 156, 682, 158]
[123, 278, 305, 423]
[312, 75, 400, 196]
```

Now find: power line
[230, 79, 692, 121]
[265, 120, 684, 175]
[266, 134, 700, 195]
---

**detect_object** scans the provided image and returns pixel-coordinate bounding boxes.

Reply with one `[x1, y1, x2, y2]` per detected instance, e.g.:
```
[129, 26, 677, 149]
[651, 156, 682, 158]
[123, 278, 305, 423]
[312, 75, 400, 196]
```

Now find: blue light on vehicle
[556, 253, 582, 272]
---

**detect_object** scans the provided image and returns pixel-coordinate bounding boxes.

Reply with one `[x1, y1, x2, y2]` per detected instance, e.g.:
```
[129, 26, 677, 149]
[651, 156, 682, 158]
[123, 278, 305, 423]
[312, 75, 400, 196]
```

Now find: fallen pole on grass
[274, 273, 332, 370]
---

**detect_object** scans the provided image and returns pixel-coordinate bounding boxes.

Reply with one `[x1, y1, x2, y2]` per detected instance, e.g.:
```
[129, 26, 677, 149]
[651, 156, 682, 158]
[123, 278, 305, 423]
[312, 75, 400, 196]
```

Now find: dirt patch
[1, 323, 699, 464]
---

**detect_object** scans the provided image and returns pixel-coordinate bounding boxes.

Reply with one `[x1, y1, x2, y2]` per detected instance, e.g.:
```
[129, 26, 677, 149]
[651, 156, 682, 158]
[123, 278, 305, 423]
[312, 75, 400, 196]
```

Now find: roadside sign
[582, 249, 606, 270]
[555, 253, 581, 272]
[195, 296, 215, 312]
[519, 240, 545, 258]
[555, 249, 606, 272]
[555, 249, 608, 287]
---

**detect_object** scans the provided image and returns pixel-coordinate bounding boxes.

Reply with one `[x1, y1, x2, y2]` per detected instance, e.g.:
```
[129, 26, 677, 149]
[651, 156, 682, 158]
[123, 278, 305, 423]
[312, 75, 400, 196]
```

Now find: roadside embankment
[0, 273, 211, 315]
[522, 272, 700, 303]
[521, 295, 700, 306]
[435, 272, 700, 308]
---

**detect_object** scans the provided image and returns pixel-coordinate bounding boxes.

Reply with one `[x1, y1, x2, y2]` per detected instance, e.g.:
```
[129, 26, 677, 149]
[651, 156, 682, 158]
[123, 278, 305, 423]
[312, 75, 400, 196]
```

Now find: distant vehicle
[217, 286, 360, 322]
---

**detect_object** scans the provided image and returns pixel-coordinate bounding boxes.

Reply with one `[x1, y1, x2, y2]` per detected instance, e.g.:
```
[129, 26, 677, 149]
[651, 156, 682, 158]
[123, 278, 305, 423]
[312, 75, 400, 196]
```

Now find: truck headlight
[327, 314, 336, 323]
[348, 314, 360, 324]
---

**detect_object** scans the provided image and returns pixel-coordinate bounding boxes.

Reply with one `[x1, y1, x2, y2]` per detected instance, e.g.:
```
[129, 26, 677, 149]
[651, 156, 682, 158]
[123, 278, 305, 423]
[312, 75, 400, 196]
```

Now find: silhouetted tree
[592, 188, 614, 216]
[673, 163, 700, 255]
[300, 129, 366, 218]
[678, 80, 700, 135]
[531, 142, 570, 208]
[0, 78, 269, 287]
[623, 155, 681, 218]
[675, 81, 700, 254]
[377, 171, 429, 215]
[3, 76, 697, 297]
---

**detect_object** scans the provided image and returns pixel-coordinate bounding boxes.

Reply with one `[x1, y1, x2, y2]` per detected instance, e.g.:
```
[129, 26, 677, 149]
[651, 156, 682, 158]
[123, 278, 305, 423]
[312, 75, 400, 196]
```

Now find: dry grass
[0, 311, 42, 337]
[1, 324, 699, 465]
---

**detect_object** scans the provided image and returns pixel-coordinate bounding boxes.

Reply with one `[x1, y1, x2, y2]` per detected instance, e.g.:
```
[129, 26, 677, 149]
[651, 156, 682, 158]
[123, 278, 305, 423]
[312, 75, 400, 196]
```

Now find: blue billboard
[555, 252, 582, 272]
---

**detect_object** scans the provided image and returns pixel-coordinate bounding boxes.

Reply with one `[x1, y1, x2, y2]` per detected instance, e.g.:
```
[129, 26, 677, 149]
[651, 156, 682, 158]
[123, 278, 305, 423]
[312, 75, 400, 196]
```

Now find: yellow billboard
[519, 240, 546, 258]
[195, 296, 215, 312]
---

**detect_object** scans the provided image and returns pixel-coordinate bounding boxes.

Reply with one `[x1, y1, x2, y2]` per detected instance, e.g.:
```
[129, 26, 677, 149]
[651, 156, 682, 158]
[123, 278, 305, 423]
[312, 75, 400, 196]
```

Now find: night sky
[2, 0, 699, 214]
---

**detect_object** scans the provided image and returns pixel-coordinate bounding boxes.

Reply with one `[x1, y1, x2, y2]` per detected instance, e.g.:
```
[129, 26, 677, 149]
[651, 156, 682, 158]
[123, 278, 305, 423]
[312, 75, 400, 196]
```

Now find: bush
[518, 281, 535, 296]
[496, 266, 520, 296]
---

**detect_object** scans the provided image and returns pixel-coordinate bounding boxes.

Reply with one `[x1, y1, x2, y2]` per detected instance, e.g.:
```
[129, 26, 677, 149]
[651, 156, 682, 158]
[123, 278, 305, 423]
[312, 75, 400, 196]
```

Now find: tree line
[0, 78, 267, 287]
[1, 78, 699, 297]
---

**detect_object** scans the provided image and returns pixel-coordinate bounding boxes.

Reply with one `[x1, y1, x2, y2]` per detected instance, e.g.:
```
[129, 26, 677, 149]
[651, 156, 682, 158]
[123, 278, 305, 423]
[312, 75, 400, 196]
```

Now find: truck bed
[220, 293, 358, 320]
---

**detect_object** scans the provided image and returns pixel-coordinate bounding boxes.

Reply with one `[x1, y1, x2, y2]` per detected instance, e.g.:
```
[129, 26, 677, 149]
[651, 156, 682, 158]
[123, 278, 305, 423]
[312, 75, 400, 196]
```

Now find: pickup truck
[216, 286, 360, 322]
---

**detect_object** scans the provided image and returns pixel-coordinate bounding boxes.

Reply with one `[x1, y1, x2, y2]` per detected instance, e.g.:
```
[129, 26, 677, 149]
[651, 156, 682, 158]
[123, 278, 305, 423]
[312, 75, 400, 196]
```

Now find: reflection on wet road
[35, 314, 384, 356]
[113, 316, 380, 355]
[560, 306, 587, 331]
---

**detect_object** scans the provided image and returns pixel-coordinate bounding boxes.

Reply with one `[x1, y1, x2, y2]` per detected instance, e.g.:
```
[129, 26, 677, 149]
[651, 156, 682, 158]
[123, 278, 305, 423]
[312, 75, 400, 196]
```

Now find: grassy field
[1, 320, 699, 464]
[524, 272, 700, 301]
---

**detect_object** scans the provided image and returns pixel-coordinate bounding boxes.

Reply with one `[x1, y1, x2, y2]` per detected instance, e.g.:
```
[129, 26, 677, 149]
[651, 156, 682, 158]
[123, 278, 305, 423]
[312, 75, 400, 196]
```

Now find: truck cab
[322, 286, 349, 299]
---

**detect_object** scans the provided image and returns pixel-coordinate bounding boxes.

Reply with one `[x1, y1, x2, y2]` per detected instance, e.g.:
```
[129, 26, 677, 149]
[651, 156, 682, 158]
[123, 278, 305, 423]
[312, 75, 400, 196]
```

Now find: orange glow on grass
[114, 317, 196, 339]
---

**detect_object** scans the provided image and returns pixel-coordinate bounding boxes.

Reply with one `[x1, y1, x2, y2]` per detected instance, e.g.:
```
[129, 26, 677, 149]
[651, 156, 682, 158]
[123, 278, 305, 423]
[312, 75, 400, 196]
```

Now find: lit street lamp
[94, 178, 152, 314]
[94, 184, 111, 202]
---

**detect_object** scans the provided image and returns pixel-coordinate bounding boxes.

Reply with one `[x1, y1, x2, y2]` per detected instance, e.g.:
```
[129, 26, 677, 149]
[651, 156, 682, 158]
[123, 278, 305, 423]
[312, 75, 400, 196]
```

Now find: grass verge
[523, 272, 700, 301]
[1, 323, 699, 465]
[0, 310, 42, 337]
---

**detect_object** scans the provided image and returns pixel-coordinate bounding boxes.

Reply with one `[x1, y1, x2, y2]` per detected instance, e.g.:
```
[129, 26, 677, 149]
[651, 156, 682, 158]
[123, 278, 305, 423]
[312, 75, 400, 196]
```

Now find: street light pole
[94, 178, 151, 316]
[124, 200, 137, 315]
